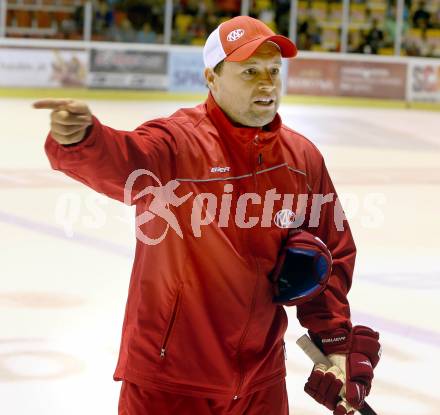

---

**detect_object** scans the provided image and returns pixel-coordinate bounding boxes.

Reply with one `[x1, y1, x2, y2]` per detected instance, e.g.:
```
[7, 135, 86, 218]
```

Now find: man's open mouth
[254, 98, 275, 106]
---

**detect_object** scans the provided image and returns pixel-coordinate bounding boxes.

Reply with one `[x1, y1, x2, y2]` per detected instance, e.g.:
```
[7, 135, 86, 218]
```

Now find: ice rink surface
[0, 97, 439, 414]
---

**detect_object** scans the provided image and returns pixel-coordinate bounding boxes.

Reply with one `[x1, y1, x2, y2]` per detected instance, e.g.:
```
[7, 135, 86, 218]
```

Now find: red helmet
[271, 230, 332, 306]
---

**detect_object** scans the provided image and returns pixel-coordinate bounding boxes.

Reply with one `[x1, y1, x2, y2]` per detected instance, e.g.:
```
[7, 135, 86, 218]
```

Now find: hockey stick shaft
[296, 334, 378, 415]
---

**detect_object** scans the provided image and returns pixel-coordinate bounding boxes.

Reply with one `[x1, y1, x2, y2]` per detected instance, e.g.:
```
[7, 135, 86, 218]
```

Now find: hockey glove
[304, 325, 381, 414]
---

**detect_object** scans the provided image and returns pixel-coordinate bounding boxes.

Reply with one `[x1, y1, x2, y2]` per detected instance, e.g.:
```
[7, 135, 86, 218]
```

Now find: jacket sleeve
[296, 156, 356, 333]
[44, 116, 177, 204]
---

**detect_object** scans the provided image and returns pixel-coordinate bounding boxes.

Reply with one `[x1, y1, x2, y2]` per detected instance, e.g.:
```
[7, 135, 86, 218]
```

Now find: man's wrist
[61, 124, 93, 147]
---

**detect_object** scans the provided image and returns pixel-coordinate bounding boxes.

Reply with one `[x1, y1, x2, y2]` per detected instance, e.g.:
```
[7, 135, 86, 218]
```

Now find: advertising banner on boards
[168, 50, 206, 92]
[287, 58, 407, 100]
[0, 48, 87, 88]
[407, 60, 440, 102]
[88, 49, 168, 90]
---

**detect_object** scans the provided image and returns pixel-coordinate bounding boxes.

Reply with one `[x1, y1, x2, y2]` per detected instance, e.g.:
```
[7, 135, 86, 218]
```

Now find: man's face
[205, 42, 282, 128]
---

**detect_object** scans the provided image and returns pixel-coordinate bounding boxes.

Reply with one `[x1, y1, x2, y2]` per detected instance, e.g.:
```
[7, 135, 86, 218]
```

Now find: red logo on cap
[227, 29, 245, 42]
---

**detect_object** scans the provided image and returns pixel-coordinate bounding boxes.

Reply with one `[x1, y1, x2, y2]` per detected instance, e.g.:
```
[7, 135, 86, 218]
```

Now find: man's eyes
[244, 68, 257, 75]
[243, 67, 280, 76]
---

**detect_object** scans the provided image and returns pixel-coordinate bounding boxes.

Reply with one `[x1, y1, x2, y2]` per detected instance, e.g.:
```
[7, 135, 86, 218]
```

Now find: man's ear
[204, 68, 216, 90]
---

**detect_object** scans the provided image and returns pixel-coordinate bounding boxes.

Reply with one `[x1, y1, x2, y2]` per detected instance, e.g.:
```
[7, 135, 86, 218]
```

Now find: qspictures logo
[116, 169, 385, 246]
[54, 169, 386, 242]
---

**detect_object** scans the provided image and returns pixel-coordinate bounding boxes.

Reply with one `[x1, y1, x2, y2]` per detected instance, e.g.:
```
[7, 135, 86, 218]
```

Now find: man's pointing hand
[33, 99, 93, 145]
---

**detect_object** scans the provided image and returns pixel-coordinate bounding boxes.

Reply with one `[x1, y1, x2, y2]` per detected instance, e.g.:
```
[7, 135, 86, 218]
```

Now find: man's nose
[258, 82, 276, 92]
[258, 70, 276, 89]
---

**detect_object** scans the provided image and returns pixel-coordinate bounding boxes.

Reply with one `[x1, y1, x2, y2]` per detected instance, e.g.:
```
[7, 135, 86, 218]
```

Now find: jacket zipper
[160, 283, 183, 359]
[233, 134, 262, 400]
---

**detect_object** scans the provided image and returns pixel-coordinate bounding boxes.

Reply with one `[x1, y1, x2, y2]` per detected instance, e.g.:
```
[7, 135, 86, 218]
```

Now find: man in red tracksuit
[35, 16, 381, 415]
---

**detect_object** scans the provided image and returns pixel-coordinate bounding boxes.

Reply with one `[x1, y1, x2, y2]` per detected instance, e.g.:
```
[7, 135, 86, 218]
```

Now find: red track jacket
[45, 93, 356, 400]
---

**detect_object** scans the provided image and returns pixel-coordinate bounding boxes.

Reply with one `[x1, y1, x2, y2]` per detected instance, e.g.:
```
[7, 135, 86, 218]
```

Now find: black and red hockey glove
[304, 325, 381, 414]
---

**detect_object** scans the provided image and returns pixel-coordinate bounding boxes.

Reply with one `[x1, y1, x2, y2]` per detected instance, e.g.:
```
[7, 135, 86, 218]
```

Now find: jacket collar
[205, 92, 282, 145]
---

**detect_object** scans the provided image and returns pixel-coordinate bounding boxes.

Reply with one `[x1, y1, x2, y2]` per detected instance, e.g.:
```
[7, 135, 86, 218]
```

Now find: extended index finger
[33, 99, 74, 110]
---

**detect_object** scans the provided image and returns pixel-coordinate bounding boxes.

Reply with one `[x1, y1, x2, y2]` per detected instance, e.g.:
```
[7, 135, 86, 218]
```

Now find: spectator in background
[113, 17, 137, 42]
[172, 13, 194, 44]
[356, 30, 372, 54]
[412, 0, 431, 29]
[188, 15, 209, 45]
[405, 27, 436, 57]
[172, 0, 216, 45]
[124, 0, 153, 32]
[136, 22, 157, 43]
[73, 5, 84, 35]
[113, 0, 163, 43]
[94, 0, 114, 36]
[384, 4, 409, 48]
[419, 28, 435, 57]
[296, 32, 312, 51]
[403, 32, 420, 56]
[364, 18, 384, 54]
[114, 18, 160, 43]
[274, 0, 290, 36]
[297, 11, 321, 51]
[60, 13, 78, 39]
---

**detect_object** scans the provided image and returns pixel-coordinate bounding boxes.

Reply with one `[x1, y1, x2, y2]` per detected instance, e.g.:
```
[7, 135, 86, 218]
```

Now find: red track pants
[118, 380, 289, 415]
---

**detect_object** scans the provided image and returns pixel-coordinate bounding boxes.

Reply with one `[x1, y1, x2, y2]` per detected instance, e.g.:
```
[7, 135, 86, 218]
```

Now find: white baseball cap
[203, 16, 297, 68]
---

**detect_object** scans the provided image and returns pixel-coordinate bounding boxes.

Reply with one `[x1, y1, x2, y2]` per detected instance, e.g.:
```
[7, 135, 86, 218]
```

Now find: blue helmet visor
[273, 248, 329, 304]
